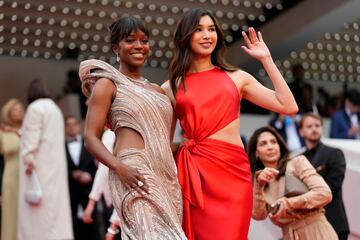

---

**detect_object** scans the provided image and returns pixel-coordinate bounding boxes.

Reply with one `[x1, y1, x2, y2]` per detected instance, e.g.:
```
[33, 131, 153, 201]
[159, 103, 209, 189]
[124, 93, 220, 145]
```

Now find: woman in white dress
[18, 79, 73, 240]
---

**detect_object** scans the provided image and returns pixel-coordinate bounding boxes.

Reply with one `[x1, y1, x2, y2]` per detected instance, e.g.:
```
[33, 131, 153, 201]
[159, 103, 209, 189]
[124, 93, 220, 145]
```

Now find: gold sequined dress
[79, 59, 186, 240]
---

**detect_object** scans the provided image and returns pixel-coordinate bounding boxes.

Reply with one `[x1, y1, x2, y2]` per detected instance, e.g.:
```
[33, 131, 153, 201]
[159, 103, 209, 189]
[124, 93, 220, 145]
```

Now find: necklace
[125, 76, 149, 86]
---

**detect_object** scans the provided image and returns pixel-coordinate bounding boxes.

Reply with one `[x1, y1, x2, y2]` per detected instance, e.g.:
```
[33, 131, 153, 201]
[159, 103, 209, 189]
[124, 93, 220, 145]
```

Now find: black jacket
[65, 139, 97, 200]
[304, 143, 349, 233]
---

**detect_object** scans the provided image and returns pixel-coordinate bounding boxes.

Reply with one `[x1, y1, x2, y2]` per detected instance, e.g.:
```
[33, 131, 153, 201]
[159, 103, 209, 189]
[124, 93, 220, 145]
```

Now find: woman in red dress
[162, 8, 298, 240]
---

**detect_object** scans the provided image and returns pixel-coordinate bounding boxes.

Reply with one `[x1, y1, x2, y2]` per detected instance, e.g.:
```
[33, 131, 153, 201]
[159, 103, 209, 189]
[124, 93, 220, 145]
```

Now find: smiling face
[256, 131, 281, 168]
[115, 30, 149, 69]
[190, 15, 218, 58]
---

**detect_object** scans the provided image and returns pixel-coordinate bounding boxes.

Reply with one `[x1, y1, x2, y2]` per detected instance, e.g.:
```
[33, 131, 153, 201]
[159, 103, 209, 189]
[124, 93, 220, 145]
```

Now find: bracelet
[107, 227, 119, 235]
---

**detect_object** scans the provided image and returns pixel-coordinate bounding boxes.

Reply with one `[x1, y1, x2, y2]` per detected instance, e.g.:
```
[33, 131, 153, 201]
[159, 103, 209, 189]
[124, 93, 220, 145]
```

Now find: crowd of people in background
[0, 7, 359, 240]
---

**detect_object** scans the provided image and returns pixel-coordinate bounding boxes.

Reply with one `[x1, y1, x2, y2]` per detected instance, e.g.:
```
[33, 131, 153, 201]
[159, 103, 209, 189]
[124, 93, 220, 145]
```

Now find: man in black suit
[300, 113, 349, 240]
[65, 115, 98, 240]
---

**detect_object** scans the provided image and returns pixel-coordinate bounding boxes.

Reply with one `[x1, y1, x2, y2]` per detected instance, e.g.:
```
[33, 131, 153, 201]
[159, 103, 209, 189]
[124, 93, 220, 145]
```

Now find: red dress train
[176, 68, 253, 240]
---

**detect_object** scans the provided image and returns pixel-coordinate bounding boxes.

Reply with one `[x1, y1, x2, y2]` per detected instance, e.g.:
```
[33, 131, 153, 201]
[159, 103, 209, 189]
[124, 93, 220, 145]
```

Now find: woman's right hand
[256, 167, 279, 186]
[114, 162, 149, 195]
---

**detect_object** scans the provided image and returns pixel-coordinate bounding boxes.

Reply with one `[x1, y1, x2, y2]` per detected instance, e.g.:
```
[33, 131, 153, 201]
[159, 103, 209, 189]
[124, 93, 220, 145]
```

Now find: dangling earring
[116, 55, 120, 62]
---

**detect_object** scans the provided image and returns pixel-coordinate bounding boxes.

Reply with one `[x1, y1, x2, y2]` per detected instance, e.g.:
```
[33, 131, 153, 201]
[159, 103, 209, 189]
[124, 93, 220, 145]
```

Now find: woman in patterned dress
[79, 16, 186, 240]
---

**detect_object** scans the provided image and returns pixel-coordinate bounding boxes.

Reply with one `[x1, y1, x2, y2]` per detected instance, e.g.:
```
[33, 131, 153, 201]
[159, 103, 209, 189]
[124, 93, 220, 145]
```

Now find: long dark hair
[109, 16, 149, 53]
[27, 79, 51, 104]
[168, 8, 236, 95]
[248, 126, 289, 180]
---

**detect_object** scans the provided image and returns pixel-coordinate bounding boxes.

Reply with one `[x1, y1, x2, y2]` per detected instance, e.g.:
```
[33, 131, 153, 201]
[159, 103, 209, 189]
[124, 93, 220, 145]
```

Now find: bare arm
[240, 28, 298, 115]
[84, 78, 148, 194]
[83, 78, 118, 170]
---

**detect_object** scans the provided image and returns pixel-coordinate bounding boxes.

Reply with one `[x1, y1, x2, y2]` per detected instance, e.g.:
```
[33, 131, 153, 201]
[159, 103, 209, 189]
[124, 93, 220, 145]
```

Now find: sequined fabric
[79, 59, 186, 240]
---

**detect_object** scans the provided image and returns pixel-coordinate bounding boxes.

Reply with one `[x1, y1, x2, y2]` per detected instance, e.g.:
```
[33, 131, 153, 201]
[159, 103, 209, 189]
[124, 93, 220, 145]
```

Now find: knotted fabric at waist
[183, 138, 196, 152]
[176, 137, 247, 209]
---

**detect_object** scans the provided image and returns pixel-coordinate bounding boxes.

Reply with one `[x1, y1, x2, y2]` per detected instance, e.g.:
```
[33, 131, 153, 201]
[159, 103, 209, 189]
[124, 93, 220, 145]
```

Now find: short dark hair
[27, 79, 51, 104]
[299, 112, 323, 128]
[346, 89, 360, 106]
[109, 16, 149, 53]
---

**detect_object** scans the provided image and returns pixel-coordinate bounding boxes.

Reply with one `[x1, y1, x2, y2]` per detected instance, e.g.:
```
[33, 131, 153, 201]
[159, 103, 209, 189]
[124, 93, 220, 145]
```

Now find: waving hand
[241, 27, 271, 62]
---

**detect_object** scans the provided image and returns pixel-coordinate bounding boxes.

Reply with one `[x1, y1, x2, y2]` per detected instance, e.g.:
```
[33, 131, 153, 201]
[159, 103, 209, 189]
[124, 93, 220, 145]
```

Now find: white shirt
[285, 122, 302, 151]
[89, 129, 115, 207]
[67, 135, 82, 166]
[345, 107, 360, 139]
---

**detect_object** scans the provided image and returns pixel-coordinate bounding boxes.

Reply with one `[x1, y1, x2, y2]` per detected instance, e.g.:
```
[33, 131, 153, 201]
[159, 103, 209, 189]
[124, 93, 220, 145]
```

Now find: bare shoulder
[150, 83, 166, 95]
[226, 69, 255, 84]
[161, 80, 171, 91]
[161, 80, 176, 106]
[91, 78, 116, 98]
[228, 69, 254, 81]
[94, 77, 116, 88]
[224, 69, 253, 91]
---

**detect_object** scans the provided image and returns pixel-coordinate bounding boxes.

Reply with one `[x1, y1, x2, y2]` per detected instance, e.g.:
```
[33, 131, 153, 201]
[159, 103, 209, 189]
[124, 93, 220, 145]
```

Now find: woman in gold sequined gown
[79, 16, 186, 240]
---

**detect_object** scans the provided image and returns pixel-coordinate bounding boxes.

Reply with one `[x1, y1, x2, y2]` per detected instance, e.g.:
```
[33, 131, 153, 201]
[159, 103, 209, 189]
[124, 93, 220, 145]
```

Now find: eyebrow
[198, 24, 215, 27]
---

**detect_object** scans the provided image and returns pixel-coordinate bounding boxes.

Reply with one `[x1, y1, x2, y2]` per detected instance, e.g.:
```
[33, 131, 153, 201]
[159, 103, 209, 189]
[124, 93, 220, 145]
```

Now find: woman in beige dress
[79, 16, 186, 239]
[0, 98, 24, 240]
[248, 126, 338, 240]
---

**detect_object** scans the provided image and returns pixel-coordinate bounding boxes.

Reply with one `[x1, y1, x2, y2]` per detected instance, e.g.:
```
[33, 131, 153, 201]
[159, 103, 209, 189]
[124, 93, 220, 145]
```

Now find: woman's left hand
[241, 27, 271, 62]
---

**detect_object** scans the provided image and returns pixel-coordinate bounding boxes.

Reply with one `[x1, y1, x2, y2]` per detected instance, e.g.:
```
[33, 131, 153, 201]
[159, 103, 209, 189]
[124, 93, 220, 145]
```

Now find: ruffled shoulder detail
[79, 59, 129, 97]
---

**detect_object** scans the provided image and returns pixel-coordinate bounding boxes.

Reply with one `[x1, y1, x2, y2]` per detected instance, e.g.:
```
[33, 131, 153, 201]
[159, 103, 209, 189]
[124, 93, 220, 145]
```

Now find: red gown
[176, 68, 253, 240]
